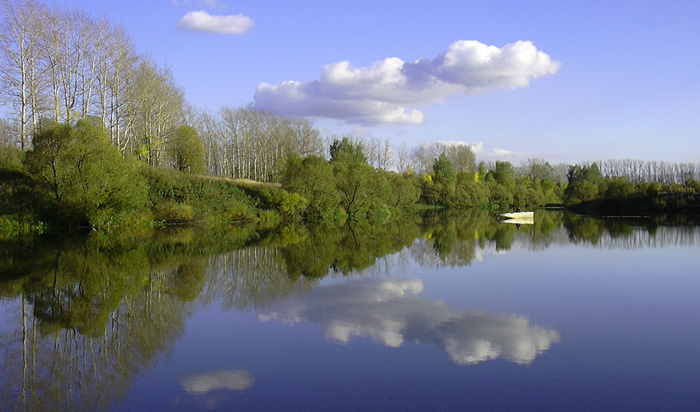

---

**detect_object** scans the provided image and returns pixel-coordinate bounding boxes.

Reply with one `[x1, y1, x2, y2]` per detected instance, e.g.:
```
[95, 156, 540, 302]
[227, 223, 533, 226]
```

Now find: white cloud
[179, 370, 255, 394]
[470, 141, 513, 160]
[258, 278, 560, 365]
[177, 10, 254, 35]
[254, 40, 560, 126]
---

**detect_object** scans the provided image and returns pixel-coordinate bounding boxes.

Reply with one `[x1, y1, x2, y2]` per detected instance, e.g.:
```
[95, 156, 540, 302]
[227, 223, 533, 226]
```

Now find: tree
[0, 117, 21, 168]
[211, 106, 323, 182]
[0, 0, 45, 149]
[490, 161, 516, 189]
[564, 163, 603, 205]
[24, 119, 147, 226]
[24, 120, 73, 203]
[432, 153, 456, 206]
[489, 184, 514, 209]
[454, 172, 489, 208]
[396, 141, 410, 173]
[411, 143, 434, 175]
[438, 142, 476, 173]
[328, 139, 388, 219]
[382, 169, 421, 210]
[280, 154, 339, 220]
[334, 160, 386, 219]
[169, 125, 204, 173]
[330, 136, 366, 164]
[127, 59, 185, 166]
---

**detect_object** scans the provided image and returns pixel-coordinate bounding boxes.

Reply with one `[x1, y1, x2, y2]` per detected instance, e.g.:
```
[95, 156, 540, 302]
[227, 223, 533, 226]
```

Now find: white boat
[499, 211, 534, 219]
[499, 211, 534, 225]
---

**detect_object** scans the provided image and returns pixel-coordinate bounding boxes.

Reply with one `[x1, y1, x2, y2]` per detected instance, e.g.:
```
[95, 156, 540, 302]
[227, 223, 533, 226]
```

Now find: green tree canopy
[280, 154, 339, 220]
[330, 137, 367, 165]
[490, 161, 516, 189]
[24, 118, 147, 227]
[169, 125, 205, 173]
[432, 153, 456, 206]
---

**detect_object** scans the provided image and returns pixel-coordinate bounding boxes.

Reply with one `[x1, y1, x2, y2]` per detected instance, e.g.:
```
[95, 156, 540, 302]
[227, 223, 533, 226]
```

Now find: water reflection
[0, 228, 263, 412]
[259, 278, 560, 365]
[178, 370, 255, 394]
[1, 212, 698, 410]
[173, 370, 255, 411]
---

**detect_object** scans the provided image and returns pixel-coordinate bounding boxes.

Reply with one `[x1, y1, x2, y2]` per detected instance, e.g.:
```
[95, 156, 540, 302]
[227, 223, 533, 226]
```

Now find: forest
[1, 0, 699, 236]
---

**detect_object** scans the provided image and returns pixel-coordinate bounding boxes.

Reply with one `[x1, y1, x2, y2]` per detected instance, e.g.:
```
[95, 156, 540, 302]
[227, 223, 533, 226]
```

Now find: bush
[279, 192, 309, 221]
[0, 146, 23, 170]
[154, 201, 196, 224]
[224, 203, 257, 223]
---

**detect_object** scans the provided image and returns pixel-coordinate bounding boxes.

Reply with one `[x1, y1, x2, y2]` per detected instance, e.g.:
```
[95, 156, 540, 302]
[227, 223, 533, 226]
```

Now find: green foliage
[382, 170, 421, 211]
[334, 160, 387, 219]
[432, 153, 456, 206]
[279, 192, 309, 221]
[282, 148, 415, 222]
[488, 184, 514, 209]
[168, 125, 205, 173]
[490, 161, 516, 189]
[24, 119, 148, 227]
[0, 145, 23, 170]
[453, 173, 489, 208]
[563, 163, 605, 206]
[141, 167, 262, 225]
[329, 136, 367, 164]
[281, 155, 339, 220]
[421, 173, 441, 205]
[513, 185, 544, 209]
[0, 216, 47, 238]
[603, 177, 636, 200]
[153, 200, 196, 224]
[564, 180, 598, 206]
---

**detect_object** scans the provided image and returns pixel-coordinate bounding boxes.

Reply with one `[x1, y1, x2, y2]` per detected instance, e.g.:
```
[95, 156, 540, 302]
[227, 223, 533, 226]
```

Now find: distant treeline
[564, 162, 700, 214]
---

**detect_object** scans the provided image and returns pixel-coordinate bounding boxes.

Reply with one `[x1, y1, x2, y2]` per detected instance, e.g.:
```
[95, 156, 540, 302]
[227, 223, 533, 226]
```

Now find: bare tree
[211, 106, 323, 181]
[0, 0, 46, 149]
[396, 141, 410, 173]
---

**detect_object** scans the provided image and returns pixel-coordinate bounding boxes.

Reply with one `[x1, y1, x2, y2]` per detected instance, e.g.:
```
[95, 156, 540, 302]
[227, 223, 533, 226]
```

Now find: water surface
[1, 211, 699, 411]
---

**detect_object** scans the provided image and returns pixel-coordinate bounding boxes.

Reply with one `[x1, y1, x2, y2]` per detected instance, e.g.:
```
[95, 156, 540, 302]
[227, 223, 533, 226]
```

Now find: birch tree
[0, 0, 45, 149]
[126, 59, 184, 166]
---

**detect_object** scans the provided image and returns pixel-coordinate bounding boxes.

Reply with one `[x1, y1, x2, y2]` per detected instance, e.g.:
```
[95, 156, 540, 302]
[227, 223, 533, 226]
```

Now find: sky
[55, 0, 700, 164]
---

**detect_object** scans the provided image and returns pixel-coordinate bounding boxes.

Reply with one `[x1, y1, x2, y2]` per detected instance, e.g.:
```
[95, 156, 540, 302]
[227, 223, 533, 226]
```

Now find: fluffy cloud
[469, 141, 514, 160]
[177, 10, 254, 35]
[254, 40, 560, 126]
[179, 370, 255, 394]
[258, 278, 560, 365]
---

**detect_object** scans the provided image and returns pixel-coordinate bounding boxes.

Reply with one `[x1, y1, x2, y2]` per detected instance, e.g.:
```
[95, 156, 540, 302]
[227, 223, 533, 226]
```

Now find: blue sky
[58, 0, 700, 164]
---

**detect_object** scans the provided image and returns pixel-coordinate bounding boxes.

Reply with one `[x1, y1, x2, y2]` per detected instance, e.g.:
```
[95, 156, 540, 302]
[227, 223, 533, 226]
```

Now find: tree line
[1, 0, 698, 229]
[564, 162, 700, 213]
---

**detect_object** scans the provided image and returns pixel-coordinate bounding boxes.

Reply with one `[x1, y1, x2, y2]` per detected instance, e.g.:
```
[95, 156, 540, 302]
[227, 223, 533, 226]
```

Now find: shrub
[279, 192, 309, 221]
[154, 201, 196, 224]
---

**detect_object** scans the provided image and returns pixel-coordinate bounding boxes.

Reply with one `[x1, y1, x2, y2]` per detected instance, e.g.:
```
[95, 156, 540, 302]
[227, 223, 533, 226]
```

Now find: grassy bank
[0, 162, 288, 235]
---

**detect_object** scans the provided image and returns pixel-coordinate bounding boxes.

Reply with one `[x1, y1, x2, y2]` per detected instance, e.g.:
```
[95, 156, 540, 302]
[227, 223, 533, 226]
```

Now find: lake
[1, 211, 699, 411]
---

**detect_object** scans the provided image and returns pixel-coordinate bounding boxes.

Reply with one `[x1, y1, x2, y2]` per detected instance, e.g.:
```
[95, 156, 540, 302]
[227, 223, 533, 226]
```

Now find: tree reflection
[0, 227, 275, 412]
[1, 211, 698, 410]
[279, 218, 422, 279]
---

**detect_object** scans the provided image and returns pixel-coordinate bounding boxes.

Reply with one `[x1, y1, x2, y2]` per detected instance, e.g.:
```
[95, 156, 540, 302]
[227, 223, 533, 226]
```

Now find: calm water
[1, 211, 699, 411]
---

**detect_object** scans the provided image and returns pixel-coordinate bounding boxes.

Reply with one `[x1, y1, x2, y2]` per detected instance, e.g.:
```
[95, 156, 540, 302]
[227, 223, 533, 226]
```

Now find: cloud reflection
[259, 279, 560, 365]
[179, 369, 255, 394]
